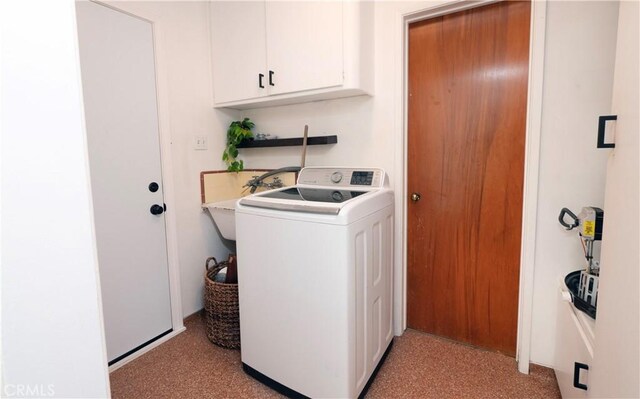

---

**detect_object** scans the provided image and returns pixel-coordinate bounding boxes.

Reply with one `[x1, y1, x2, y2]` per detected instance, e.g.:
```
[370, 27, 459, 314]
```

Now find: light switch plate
[194, 136, 208, 150]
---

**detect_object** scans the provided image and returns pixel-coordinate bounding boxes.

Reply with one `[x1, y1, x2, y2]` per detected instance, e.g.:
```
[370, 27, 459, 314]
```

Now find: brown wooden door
[407, 1, 531, 356]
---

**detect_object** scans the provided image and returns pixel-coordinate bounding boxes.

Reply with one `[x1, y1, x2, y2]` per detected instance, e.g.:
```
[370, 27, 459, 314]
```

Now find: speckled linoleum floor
[110, 314, 560, 399]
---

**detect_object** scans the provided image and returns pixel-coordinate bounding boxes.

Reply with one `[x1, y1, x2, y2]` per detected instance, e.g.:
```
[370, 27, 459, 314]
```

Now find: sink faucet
[244, 166, 301, 194]
[247, 176, 283, 192]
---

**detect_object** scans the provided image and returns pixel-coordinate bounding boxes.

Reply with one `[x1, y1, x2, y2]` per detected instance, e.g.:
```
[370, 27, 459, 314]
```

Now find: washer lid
[259, 187, 369, 203]
[239, 187, 373, 215]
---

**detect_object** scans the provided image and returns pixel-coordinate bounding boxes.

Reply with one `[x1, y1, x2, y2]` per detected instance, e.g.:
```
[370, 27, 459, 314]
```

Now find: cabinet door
[265, 1, 343, 96]
[211, 1, 267, 103]
[554, 288, 592, 398]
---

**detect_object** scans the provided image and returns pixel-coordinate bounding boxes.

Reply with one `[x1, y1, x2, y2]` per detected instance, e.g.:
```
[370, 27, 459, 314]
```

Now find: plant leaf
[223, 118, 254, 171]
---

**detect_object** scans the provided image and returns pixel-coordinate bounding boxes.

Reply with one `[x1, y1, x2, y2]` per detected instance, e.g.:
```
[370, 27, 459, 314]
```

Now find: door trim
[90, 0, 185, 335]
[394, 0, 547, 374]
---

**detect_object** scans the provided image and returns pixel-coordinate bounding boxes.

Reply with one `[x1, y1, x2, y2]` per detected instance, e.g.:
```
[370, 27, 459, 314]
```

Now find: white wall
[529, 1, 619, 366]
[590, 1, 639, 396]
[1, 1, 110, 397]
[102, 1, 238, 317]
[242, 97, 386, 170]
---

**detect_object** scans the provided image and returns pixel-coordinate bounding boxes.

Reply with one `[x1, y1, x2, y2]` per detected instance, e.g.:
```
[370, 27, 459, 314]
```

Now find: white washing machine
[236, 167, 394, 399]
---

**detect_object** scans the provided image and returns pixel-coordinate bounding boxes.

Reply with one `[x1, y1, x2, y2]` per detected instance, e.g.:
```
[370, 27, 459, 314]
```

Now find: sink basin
[204, 199, 238, 240]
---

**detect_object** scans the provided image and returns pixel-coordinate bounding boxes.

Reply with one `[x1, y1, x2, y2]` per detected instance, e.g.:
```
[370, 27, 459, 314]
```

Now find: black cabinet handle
[573, 362, 589, 390]
[597, 115, 616, 148]
[258, 73, 264, 88]
[269, 70, 275, 86]
[148, 182, 159, 192]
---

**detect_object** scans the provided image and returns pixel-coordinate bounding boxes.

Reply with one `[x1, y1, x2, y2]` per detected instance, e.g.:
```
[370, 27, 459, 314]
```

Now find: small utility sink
[204, 199, 238, 240]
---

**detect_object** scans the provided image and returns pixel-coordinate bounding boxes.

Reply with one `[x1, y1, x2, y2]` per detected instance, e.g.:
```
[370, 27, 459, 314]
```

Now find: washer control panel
[297, 167, 385, 188]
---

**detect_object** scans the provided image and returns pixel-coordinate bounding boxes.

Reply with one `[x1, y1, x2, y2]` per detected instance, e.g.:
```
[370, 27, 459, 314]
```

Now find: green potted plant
[222, 117, 254, 172]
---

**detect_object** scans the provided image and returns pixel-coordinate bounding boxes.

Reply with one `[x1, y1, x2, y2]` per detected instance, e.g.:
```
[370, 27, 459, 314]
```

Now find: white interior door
[76, 1, 172, 364]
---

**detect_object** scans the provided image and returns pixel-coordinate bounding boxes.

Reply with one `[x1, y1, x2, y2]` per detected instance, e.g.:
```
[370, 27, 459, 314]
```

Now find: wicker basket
[204, 256, 240, 349]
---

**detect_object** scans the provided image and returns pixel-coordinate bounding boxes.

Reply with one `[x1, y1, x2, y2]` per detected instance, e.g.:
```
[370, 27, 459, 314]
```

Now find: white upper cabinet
[210, 1, 266, 104]
[265, 1, 343, 96]
[210, 1, 373, 109]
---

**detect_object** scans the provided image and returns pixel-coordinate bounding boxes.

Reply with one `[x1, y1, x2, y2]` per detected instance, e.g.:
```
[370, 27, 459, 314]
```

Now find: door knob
[150, 204, 164, 215]
[411, 192, 421, 202]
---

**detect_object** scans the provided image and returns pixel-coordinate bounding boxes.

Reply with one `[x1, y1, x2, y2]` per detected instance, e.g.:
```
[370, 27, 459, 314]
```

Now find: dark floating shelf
[236, 135, 338, 148]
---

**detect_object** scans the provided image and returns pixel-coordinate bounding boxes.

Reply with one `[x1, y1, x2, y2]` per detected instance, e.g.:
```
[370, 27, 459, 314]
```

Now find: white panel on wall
[529, 1, 620, 366]
[1, 0, 110, 396]
[589, 1, 639, 396]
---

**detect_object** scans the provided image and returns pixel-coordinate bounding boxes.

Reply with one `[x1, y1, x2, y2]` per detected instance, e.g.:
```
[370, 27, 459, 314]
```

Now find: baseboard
[183, 308, 204, 323]
[107, 327, 187, 372]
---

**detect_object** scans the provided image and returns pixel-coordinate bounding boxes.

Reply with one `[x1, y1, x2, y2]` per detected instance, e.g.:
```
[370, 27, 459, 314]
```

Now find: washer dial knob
[330, 171, 343, 183]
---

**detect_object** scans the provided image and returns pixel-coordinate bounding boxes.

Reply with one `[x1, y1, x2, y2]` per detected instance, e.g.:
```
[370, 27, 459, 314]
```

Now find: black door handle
[150, 204, 164, 215]
[573, 362, 589, 390]
[269, 70, 275, 86]
[258, 73, 264, 88]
